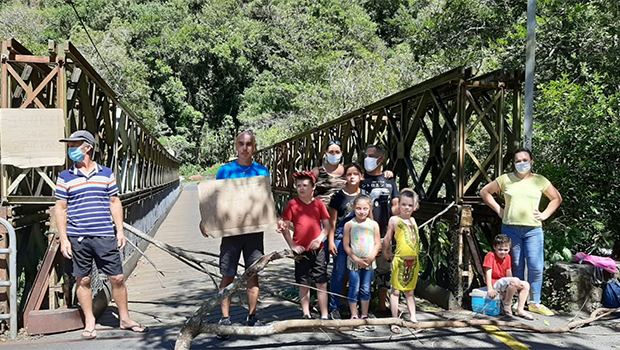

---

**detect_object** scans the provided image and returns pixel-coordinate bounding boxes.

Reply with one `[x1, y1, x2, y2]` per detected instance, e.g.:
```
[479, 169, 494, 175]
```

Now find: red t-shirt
[483, 251, 512, 284]
[282, 197, 330, 250]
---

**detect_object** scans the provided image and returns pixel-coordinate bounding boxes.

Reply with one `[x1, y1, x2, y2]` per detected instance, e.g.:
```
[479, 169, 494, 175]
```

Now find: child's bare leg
[503, 279, 517, 314]
[360, 300, 370, 317]
[404, 290, 417, 322]
[378, 288, 389, 311]
[389, 288, 400, 318]
[349, 302, 358, 318]
[300, 285, 311, 316]
[516, 280, 530, 314]
[316, 282, 328, 318]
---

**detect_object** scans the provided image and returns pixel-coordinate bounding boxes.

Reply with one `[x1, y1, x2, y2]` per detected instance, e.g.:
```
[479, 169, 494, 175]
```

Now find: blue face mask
[68, 147, 86, 162]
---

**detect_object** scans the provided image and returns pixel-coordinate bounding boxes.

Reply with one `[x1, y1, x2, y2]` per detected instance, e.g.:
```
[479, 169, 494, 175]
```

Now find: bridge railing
[0, 39, 179, 205]
[256, 67, 522, 206]
[255, 67, 524, 305]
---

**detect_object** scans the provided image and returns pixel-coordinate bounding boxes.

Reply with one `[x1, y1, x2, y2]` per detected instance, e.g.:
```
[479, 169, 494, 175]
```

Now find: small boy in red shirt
[279, 171, 331, 319]
[483, 234, 534, 320]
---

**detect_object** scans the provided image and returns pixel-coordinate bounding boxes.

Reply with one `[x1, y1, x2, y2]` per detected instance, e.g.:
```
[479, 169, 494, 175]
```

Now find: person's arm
[485, 267, 498, 299]
[382, 217, 396, 261]
[535, 184, 562, 221]
[506, 269, 513, 278]
[367, 220, 382, 263]
[312, 167, 320, 179]
[480, 180, 503, 219]
[328, 207, 338, 256]
[309, 218, 330, 250]
[342, 221, 354, 258]
[281, 220, 304, 254]
[55, 200, 72, 259]
[390, 198, 399, 216]
[110, 196, 126, 249]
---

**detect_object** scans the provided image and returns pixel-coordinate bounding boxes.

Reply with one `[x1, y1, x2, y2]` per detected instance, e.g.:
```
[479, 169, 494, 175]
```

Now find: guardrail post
[0, 218, 17, 339]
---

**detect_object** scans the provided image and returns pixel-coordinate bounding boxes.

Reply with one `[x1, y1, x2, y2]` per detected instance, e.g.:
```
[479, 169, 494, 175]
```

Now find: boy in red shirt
[483, 234, 534, 320]
[280, 171, 331, 319]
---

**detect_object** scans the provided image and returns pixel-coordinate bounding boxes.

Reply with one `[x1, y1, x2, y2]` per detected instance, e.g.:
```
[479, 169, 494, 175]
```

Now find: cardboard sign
[0, 109, 66, 168]
[198, 176, 277, 238]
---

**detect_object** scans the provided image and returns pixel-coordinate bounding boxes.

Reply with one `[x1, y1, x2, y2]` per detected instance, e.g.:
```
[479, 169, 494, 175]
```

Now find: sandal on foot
[81, 329, 97, 340]
[516, 312, 534, 320]
[502, 303, 513, 316]
[390, 325, 402, 334]
[120, 323, 149, 333]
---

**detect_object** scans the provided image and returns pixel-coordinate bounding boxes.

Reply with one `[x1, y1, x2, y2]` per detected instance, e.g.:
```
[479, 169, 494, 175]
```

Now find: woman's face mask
[326, 154, 342, 165]
[515, 161, 531, 174]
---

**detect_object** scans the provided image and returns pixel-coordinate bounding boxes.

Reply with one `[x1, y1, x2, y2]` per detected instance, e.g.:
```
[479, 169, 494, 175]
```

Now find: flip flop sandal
[502, 303, 514, 316]
[390, 325, 402, 334]
[517, 312, 534, 320]
[121, 323, 149, 333]
[81, 329, 97, 340]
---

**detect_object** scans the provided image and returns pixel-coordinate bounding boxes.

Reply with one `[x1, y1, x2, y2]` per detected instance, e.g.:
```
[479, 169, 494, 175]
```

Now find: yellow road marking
[482, 325, 530, 350]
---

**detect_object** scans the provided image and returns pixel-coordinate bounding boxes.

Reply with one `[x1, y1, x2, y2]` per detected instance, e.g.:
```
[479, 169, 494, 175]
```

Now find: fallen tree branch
[174, 249, 295, 350]
[194, 307, 620, 336]
[123, 222, 244, 275]
[126, 239, 165, 288]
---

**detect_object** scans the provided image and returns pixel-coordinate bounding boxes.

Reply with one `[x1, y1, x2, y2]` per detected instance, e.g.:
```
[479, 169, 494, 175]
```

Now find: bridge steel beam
[256, 67, 524, 307]
[0, 39, 181, 334]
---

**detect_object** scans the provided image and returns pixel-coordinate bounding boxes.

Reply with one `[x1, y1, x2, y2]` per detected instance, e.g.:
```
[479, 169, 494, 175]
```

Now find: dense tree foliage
[1, 0, 618, 257]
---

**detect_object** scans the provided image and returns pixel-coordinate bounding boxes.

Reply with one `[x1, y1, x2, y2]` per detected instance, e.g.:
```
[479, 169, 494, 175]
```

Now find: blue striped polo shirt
[55, 163, 119, 237]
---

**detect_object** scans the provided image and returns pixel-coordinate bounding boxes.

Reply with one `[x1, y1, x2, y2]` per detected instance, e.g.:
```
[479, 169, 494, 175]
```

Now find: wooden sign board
[198, 176, 277, 238]
[0, 109, 66, 168]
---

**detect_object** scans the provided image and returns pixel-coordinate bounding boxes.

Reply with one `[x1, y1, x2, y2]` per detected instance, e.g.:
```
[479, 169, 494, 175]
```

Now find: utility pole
[524, 0, 536, 150]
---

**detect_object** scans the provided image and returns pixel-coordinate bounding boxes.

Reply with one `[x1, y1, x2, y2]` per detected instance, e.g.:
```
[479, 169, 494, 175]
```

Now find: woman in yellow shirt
[480, 148, 562, 316]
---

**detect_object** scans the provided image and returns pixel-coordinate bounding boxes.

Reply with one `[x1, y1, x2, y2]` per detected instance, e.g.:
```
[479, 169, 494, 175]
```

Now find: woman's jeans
[502, 225, 544, 304]
[329, 239, 347, 311]
[348, 267, 374, 302]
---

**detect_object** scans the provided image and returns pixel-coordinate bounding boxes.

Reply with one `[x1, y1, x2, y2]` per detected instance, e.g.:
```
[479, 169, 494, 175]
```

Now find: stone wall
[544, 261, 620, 312]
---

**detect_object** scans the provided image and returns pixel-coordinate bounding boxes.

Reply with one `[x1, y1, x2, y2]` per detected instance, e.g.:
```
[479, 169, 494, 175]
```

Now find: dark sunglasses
[328, 140, 341, 146]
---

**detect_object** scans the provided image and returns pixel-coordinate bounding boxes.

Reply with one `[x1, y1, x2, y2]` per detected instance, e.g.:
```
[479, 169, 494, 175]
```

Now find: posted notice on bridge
[198, 176, 278, 238]
[0, 108, 66, 168]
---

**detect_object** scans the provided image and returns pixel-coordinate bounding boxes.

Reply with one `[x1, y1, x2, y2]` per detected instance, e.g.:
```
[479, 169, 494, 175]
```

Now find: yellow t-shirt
[496, 173, 551, 227]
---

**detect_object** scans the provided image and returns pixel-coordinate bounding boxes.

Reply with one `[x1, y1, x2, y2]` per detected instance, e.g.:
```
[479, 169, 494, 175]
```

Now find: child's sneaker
[302, 314, 312, 319]
[360, 315, 375, 332]
[329, 309, 341, 320]
[351, 316, 365, 332]
[246, 314, 263, 327]
[529, 303, 554, 316]
[215, 317, 231, 340]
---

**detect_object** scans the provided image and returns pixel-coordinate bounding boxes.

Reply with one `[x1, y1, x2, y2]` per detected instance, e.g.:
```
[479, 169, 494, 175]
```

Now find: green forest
[1, 1, 619, 262]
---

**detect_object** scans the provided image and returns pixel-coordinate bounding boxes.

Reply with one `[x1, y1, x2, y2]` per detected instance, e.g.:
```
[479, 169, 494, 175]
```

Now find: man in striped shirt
[55, 130, 147, 340]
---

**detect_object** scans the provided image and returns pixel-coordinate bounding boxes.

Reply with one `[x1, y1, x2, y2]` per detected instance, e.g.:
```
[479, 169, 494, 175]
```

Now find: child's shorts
[295, 249, 328, 285]
[493, 277, 514, 293]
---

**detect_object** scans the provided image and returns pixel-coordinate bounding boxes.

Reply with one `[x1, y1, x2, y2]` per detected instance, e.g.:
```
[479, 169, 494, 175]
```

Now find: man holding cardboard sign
[199, 131, 270, 339]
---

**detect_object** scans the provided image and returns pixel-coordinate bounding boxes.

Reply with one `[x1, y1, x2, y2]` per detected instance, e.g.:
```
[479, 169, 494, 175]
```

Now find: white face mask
[515, 161, 531, 174]
[326, 154, 342, 165]
[364, 157, 379, 172]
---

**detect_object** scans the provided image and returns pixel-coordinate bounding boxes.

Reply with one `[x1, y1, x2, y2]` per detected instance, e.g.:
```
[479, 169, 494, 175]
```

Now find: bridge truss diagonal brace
[6, 168, 56, 196]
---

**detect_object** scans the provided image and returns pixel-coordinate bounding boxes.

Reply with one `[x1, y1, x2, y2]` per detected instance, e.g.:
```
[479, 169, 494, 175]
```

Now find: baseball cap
[292, 170, 317, 184]
[59, 130, 95, 147]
